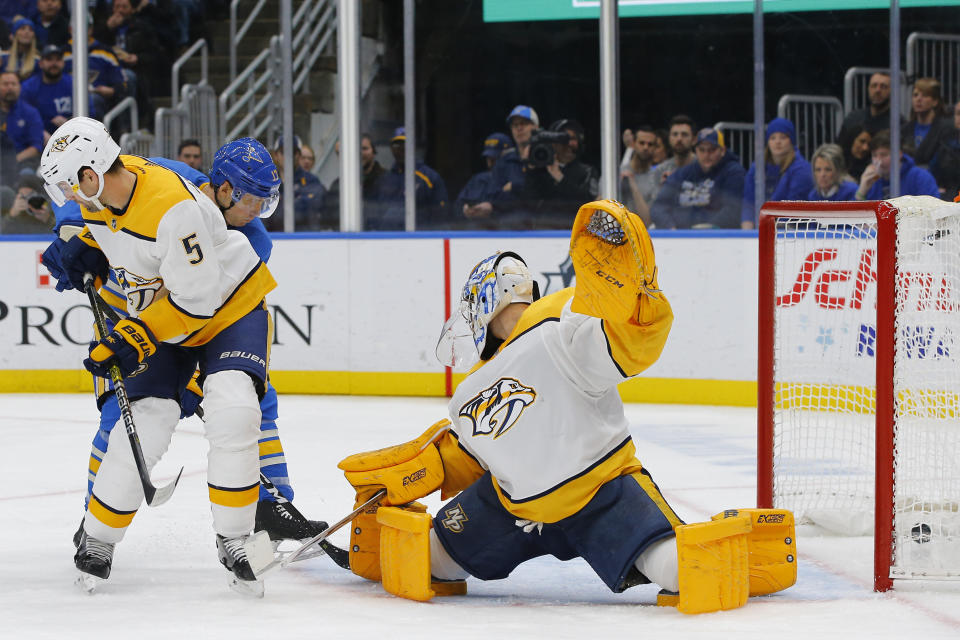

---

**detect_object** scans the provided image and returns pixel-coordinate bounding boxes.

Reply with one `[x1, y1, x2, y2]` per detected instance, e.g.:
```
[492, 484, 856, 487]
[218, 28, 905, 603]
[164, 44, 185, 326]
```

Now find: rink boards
[0, 231, 757, 405]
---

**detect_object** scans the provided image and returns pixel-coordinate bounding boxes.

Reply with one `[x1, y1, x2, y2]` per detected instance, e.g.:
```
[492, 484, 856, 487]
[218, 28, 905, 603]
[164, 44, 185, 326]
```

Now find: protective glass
[44, 180, 75, 207]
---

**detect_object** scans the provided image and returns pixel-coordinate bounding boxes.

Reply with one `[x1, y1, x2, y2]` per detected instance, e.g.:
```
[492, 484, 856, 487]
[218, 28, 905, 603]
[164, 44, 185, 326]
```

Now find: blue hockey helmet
[209, 137, 281, 218]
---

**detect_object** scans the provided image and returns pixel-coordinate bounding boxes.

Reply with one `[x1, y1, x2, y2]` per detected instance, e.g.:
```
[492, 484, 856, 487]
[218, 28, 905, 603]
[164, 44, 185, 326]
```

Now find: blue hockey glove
[83, 318, 158, 378]
[61, 233, 108, 292]
[179, 374, 204, 419]
[41, 238, 74, 292]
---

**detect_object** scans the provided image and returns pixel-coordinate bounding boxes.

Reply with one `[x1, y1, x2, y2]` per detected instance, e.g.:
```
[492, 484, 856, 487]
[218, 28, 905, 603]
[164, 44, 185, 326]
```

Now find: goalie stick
[257, 472, 351, 570]
[84, 274, 182, 506]
[245, 488, 386, 578]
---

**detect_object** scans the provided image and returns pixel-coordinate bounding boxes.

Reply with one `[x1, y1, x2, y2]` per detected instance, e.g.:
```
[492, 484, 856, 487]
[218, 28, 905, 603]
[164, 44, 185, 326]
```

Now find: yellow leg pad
[713, 509, 797, 596]
[431, 579, 467, 597]
[377, 507, 435, 602]
[676, 514, 751, 614]
[349, 495, 426, 582]
[656, 590, 679, 607]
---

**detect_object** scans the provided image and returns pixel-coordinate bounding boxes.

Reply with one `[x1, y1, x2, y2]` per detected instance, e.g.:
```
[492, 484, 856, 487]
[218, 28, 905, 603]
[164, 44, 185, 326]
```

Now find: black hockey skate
[217, 534, 264, 597]
[74, 531, 115, 593]
[255, 499, 328, 542]
[72, 520, 83, 549]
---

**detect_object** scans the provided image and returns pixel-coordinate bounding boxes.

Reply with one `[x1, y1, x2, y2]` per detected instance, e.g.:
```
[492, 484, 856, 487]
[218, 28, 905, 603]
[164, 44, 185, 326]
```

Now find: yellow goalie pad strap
[339, 420, 449, 505]
[348, 491, 425, 582]
[568, 199, 668, 326]
[377, 507, 435, 602]
[137, 295, 209, 343]
[676, 514, 751, 614]
[712, 508, 797, 597]
[436, 431, 486, 500]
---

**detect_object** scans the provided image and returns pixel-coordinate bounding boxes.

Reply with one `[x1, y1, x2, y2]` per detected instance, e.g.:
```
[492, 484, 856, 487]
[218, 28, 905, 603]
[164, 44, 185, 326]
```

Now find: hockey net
[757, 196, 960, 591]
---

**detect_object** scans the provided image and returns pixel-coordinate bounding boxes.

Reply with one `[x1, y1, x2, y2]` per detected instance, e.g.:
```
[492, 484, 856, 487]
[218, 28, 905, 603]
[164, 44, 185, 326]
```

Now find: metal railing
[171, 38, 208, 109]
[103, 96, 138, 134]
[229, 0, 270, 85]
[292, 0, 337, 94]
[153, 105, 190, 159]
[219, 37, 282, 144]
[777, 94, 844, 160]
[906, 32, 960, 107]
[118, 131, 154, 156]
[714, 121, 754, 169]
[843, 66, 908, 115]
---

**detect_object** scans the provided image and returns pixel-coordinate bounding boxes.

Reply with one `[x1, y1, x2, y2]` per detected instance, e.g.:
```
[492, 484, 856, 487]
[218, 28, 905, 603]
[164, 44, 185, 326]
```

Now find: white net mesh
[770, 196, 960, 580]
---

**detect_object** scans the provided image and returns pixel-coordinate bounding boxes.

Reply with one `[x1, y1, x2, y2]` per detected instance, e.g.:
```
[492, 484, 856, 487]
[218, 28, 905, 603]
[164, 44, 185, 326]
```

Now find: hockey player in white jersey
[336, 199, 797, 613]
[39, 117, 276, 595]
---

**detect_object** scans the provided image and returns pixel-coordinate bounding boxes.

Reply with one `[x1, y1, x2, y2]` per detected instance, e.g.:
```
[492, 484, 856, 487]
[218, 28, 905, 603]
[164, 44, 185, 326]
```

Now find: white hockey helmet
[39, 116, 121, 207]
[436, 251, 539, 368]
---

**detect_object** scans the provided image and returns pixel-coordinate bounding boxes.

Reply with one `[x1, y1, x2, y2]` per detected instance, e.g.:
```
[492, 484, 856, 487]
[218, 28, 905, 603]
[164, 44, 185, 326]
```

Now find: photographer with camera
[1, 174, 54, 234]
[517, 118, 599, 227]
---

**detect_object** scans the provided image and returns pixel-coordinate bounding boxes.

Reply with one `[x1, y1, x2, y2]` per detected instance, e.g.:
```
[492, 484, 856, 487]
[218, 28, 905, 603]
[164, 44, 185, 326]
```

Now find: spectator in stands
[838, 72, 903, 140]
[856, 129, 939, 200]
[650, 127, 745, 230]
[808, 143, 858, 201]
[299, 143, 315, 173]
[170, 0, 202, 52]
[21, 43, 87, 138]
[515, 118, 599, 227]
[177, 138, 202, 170]
[105, 0, 170, 127]
[0, 70, 42, 172]
[2, 16, 40, 81]
[374, 126, 449, 230]
[620, 124, 659, 224]
[840, 125, 872, 182]
[901, 77, 955, 169]
[652, 128, 670, 165]
[322, 133, 387, 231]
[506, 104, 537, 162]
[269, 134, 327, 231]
[741, 117, 814, 229]
[0, 173, 52, 233]
[651, 114, 696, 186]
[455, 132, 514, 224]
[32, 0, 68, 48]
[930, 103, 960, 199]
[64, 18, 126, 119]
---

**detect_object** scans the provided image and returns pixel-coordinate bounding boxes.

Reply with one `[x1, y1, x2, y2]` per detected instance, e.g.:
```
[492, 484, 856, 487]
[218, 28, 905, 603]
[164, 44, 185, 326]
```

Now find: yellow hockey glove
[84, 318, 158, 378]
[568, 199, 665, 325]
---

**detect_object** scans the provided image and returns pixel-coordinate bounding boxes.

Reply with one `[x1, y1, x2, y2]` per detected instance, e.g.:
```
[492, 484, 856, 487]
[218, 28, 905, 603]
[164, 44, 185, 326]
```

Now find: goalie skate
[216, 534, 264, 598]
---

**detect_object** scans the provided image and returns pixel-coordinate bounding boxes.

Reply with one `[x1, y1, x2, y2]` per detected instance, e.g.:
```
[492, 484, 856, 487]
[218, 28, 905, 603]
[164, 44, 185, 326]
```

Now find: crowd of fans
[2, 2, 959, 235]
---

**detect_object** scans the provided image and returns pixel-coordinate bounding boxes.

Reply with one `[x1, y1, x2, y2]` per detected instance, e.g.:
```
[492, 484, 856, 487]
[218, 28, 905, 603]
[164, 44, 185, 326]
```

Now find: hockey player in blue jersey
[42, 136, 329, 590]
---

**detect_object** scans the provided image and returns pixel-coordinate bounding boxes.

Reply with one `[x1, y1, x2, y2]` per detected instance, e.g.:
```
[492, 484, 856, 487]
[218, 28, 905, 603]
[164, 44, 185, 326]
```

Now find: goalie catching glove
[568, 199, 665, 325]
[84, 317, 158, 378]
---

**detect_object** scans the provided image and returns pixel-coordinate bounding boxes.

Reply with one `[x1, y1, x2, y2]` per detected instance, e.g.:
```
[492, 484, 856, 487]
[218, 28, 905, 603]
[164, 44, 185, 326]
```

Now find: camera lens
[28, 195, 47, 209]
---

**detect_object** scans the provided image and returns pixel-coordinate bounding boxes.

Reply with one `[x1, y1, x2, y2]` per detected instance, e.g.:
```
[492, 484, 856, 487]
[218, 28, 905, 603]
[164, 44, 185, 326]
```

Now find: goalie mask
[39, 116, 120, 209]
[436, 251, 540, 369]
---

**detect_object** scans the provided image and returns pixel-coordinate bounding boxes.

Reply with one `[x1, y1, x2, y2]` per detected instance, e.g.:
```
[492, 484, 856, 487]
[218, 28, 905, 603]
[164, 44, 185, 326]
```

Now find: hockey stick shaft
[84, 274, 182, 506]
[257, 472, 351, 570]
[283, 488, 385, 566]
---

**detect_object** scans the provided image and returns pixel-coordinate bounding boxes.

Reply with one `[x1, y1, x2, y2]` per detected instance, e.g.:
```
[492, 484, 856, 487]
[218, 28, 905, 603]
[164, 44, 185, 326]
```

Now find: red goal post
[757, 197, 960, 593]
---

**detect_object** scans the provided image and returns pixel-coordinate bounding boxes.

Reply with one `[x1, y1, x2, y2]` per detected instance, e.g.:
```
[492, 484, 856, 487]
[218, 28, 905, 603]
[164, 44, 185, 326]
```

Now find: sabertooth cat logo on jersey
[458, 377, 536, 439]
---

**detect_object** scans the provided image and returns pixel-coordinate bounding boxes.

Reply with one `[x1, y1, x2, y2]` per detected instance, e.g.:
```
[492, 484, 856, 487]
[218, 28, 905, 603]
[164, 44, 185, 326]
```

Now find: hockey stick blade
[144, 466, 183, 506]
[246, 488, 386, 578]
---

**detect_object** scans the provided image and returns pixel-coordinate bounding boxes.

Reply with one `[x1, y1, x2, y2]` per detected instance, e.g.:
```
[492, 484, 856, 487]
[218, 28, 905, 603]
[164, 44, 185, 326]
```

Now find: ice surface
[2, 394, 959, 639]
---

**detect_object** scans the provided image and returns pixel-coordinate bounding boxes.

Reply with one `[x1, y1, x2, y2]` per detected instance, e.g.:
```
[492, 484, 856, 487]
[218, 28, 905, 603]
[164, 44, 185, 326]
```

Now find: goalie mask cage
[757, 196, 960, 592]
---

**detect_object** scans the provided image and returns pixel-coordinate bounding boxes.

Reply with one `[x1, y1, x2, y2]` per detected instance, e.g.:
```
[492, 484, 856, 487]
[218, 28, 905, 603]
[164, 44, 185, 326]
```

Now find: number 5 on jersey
[181, 233, 205, 265]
